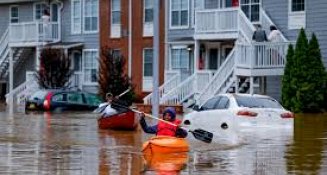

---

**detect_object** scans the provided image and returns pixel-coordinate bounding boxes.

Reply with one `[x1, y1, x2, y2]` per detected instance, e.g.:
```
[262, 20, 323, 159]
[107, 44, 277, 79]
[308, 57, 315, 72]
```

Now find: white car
[182, 93, 294, 145]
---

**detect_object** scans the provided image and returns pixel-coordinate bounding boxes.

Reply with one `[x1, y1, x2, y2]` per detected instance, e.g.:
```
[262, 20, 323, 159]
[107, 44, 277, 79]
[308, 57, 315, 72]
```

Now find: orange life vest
[157, 119, 181, 137]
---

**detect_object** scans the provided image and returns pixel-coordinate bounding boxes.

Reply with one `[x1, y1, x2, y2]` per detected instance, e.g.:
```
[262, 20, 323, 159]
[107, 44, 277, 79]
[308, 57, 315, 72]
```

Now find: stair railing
[197, 48, 236, 107]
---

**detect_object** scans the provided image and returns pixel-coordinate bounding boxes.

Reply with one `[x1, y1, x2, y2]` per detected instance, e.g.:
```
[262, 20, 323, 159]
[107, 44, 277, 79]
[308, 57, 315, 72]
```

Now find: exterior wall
[99, 0, 165, 99]
[61, 0, 99, 49]
[166, 0, 194, 42]
[14, 49, 35, 88]
[0, 3, 34, 37]
[263, 0, 327, 68]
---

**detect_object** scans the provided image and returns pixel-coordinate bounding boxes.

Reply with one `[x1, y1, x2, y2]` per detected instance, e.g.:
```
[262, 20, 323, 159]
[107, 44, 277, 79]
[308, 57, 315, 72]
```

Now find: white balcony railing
[195, 8, 254, 41]
[236, 42, 290, 69]
[9, 22, 60, 44]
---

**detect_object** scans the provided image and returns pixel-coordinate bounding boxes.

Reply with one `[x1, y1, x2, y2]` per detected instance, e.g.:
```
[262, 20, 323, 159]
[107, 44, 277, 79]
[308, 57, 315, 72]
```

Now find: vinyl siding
[61, 0, 99, 49]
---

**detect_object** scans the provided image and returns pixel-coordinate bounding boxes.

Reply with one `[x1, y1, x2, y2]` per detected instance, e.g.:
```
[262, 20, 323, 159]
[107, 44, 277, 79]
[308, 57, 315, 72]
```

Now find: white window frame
[111, 0, 121, 38]
[143, 48, 153, 92]
[83, 0, 99, 34]
[71, 50, 82, 71]
[169, 0, 189, 29]
[288, 0, 306, 29]
[240, 0, 261, 23]
[143, 0, 153, 36]
[170, 46, 189, 70]
[71, 0, 82, 34]
[33, 2, 47, 21]
[83, 49, 99, 85]
[9, 6, 19, 23]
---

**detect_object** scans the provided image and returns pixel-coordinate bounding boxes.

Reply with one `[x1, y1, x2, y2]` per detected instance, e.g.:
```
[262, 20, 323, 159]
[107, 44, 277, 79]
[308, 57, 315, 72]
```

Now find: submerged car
[25, 89, 103, 111]
[182, 93, 294, 144]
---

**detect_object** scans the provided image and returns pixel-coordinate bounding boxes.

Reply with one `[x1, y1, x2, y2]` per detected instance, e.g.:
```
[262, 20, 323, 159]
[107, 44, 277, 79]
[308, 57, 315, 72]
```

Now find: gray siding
[266, 76, 282, 102]
[263, 0, 327, 68]
[0, 2, 36, 39]
[167, 0, 194, 42]
[61, 0, 99, 49]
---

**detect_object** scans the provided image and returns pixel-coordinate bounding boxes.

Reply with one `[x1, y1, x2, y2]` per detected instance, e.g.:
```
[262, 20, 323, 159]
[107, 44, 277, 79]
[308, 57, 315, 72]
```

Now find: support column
[250, 76, 254, 95]
[152, 0, 160, 117]
[36, 47, 40, 71]
[9, 48, 14, 111]
[194, 40, 199, 73]
[234, 75, 238, 93]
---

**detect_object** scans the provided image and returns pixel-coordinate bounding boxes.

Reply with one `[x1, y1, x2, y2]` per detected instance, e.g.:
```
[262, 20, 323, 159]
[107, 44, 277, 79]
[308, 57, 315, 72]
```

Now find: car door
[67, 92, 88, 110]
[50, 92, 68, 110]
[83, 93, 103, 110]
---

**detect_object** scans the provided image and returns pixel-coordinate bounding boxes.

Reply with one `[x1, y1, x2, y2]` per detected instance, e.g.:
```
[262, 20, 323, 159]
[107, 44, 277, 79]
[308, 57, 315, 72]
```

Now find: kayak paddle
[93, 88, 131, 114]
[112, 102, 213, 143]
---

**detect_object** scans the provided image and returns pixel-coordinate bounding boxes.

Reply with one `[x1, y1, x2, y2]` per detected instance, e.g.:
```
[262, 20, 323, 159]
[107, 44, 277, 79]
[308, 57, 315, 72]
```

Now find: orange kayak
[142, 136, 189, 155]
[142, 136, 189, 172]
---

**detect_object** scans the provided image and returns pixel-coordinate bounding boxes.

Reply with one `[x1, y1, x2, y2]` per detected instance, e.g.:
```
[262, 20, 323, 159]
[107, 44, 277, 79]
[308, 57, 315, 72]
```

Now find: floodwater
[0, 106, 327, 175]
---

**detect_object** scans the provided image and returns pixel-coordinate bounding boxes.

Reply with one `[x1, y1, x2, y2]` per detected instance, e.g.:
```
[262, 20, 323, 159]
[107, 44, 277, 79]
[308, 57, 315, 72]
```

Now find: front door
[208, 48, 218, 70]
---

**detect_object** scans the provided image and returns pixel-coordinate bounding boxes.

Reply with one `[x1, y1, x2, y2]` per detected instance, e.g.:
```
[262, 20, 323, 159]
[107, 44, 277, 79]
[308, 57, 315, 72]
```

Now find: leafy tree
[282, 44, 295, 110]
[98, 47, 135, 106]
[36, 48, 72, 89]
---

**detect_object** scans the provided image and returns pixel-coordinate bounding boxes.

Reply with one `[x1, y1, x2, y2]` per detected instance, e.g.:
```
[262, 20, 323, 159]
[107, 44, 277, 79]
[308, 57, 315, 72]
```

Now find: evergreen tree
[304, 33, 326, 112]
[282, 44, 295, 110]
[293, 28, 308, 113]
[98, 47, 135, 106]
[36, 48, 72, 89]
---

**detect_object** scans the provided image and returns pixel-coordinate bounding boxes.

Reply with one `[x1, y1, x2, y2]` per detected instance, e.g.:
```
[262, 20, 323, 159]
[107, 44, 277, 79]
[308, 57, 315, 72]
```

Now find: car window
[84, 93, 102, 106]
[202, 96, 221, 110]
[51, 93, 67, 102]
[235, 95, 283, 109]
[215, 97, 229, 109]
[29, 91, 48, 100]
[67, 93, 84, 104]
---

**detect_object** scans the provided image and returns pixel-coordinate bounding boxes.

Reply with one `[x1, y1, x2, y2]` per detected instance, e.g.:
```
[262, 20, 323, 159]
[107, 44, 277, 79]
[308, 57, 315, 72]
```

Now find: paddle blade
[190, 129, 213, 143]
[93, 104, 108, 114]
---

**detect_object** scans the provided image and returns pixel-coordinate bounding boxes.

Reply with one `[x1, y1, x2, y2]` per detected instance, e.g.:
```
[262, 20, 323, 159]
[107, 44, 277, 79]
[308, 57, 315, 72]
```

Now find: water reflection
[0, 108, 327, 174]
[286, 114, 327, 174]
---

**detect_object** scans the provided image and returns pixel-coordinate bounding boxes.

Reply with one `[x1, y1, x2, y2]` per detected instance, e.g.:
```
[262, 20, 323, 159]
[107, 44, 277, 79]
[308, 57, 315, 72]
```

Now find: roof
[45, 42, 84, 50]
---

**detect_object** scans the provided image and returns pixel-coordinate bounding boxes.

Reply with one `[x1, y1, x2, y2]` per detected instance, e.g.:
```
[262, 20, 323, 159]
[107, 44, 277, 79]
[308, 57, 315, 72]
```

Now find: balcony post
[9, 48, 14, 109]
[194, 40, 199, 72]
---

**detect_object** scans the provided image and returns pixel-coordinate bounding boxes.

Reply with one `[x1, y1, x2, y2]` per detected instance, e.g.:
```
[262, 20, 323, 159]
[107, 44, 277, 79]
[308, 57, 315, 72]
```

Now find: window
[84, 0, 98, 32]
[83, 50, 98, 83]
[72, 51, 82, 71]
[112, 0, 121, 25]
[204, 0, 218, 9]
[215, 97, 229, 109]
[71, 0, 82, 34]
[143, 49, 153, 77]
[67, 93, 84, 104]
[202, 96, 221, 110]
[52, 93, 67, 102]
[170, 0, 189, 28]
[10, 6, 19, 23]
[235, 95, 283, 109]
[34, 3, 47, 20]
[291, 0, 305, 12]
[288, 0, 305, 29]
[144, 0, 153, 23]
[240, 0, 260, 22]
[171, 48, 189, 69]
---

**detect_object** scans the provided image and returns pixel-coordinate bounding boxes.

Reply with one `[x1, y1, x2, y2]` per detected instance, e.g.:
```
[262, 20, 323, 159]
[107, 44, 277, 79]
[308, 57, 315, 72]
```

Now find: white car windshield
[235, 95, 283, 109]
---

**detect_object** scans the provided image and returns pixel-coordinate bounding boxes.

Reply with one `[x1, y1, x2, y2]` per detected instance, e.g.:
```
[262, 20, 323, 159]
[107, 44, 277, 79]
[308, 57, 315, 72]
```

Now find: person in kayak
[139, 107, 188, 138]
[98, 93, 118, 116]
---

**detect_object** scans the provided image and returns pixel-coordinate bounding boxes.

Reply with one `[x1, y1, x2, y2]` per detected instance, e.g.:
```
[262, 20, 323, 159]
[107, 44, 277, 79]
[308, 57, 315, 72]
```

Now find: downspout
[128, 0, 132, 77]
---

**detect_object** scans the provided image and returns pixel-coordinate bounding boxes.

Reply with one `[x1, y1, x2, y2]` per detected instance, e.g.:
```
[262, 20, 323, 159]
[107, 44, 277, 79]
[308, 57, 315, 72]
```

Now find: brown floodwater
[0, 105, 327, 175]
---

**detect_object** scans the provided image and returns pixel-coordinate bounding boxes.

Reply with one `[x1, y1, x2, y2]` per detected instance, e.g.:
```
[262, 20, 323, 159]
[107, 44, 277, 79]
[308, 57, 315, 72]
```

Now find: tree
[304, 33, 326, 112]
[282, 44, 295, 110]
[98, 47, 135, 106]
[36, 48, 72, 89]
[281, 29, 327, 113]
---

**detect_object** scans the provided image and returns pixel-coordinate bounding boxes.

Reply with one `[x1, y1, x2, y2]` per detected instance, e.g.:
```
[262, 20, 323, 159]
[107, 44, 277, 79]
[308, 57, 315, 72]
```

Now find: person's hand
[140, 112, 145, 118]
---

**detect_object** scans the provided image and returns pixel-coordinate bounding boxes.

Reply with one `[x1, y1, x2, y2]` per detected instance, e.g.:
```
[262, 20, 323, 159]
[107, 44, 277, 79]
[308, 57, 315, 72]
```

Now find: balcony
[195, 8, 254, 41]
[9, 22, 61, 47]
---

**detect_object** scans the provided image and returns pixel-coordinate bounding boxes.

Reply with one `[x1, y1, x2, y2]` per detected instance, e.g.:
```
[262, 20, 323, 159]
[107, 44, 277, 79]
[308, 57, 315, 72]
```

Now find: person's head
[106, 93, 114, 103]
[256, 24, 262, 30]
[43, 9, 50, 16]
[270, 25, 277, 31]
[162, 107, 176, 121]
